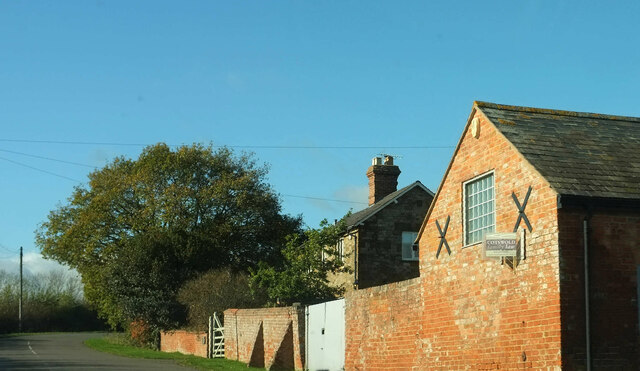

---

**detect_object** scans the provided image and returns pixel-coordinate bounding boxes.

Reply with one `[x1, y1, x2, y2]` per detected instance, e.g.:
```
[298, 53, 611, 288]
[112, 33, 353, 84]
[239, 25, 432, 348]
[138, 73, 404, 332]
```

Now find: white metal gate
[306, 298, 345, 371]
[208, 312, 224, 358]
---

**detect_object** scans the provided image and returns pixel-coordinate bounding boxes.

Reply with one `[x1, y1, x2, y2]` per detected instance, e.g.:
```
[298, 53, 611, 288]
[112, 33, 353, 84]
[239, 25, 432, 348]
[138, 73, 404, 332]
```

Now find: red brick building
[345, 102, 640, 370]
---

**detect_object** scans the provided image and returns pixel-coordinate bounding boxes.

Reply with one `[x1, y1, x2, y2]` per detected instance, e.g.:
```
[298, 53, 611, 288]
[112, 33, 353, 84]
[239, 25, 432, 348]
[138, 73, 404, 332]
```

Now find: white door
[306, 298, 345, 371]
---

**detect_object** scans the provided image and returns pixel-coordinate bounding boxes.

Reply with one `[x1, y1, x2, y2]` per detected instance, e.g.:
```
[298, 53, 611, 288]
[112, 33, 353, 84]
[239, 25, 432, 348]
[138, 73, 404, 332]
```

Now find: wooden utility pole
[19, 246, 22, 333]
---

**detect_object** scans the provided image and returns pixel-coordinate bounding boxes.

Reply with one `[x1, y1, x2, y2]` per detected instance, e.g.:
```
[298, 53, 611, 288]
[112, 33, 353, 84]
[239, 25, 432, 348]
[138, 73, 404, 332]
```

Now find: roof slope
[345, 181, 433, 229]
[478, 101, 640, 200]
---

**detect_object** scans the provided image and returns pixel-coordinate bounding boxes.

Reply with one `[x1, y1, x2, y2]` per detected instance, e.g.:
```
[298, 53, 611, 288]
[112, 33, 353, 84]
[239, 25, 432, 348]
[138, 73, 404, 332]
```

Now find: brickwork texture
[160, 330, 208, 358]
[224, 306, 305, 370]
[344, 106, 640, 370]
[417, 106, 562, 370]
[558, 208, 640, 370]
[346, 109, 564, 370]
[345, 277, 423, 369]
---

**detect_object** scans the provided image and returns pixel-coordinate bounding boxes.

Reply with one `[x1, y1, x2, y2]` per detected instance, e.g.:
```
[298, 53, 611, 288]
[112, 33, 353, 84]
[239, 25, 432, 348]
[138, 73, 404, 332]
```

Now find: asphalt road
[0, 333, 194, 370]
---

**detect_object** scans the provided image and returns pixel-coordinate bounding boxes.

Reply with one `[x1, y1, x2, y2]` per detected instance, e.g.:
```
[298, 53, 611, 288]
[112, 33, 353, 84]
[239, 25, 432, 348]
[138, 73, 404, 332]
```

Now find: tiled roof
[345, 181, 433, 229]
[477, 101, 640, 200]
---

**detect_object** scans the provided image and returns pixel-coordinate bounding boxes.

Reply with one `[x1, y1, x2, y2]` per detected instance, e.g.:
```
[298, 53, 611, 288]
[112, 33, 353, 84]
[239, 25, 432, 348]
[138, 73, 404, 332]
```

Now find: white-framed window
[402, 231, 419, 261]
[336, 238, 344, 262]
[464, 172, 495, 245]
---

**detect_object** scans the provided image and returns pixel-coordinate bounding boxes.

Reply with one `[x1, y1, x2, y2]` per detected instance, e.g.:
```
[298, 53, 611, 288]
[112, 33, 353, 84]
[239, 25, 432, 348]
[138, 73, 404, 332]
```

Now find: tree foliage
[177, 268, 267, 330]
[35, 143, 301, 336]
[250, 218, 350, 305]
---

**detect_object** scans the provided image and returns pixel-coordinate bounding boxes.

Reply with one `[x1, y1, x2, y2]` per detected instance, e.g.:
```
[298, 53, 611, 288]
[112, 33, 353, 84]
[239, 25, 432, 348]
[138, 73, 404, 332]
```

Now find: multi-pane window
[336, 238, 344, 262]
[402, 231, 419, 261]
[464, 173, 495, 245]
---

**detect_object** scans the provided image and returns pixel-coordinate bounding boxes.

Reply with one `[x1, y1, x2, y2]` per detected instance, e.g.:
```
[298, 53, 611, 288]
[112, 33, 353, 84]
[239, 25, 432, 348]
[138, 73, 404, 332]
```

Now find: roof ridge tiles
[344, 181, 433, 229]
[475, 101, 640, 123]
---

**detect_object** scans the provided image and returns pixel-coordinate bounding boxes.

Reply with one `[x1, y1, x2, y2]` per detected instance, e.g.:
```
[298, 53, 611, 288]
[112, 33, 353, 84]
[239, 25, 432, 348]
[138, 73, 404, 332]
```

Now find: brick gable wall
[344, 109, 564, 369]
[417, 110, 562, 369]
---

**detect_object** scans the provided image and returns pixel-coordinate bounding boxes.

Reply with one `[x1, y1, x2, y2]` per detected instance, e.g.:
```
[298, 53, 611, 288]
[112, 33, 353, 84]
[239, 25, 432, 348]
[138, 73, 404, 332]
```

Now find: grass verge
[84, 333, 263, 370]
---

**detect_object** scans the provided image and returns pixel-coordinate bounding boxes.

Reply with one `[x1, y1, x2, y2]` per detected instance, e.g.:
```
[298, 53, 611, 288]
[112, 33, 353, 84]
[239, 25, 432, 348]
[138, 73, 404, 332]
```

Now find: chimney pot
[372, 157, 383, 166]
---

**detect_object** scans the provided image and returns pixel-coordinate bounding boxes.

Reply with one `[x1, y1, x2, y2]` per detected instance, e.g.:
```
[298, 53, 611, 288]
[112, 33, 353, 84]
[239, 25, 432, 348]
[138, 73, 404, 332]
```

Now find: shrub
[177, 268, 267, 330]
[128, 319, 159, 349]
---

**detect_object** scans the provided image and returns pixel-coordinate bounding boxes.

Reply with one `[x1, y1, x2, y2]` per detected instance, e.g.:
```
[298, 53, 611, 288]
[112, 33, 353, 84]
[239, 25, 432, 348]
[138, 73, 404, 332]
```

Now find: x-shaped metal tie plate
[436, 216, 451, 258]
[512, 186, 533, 233]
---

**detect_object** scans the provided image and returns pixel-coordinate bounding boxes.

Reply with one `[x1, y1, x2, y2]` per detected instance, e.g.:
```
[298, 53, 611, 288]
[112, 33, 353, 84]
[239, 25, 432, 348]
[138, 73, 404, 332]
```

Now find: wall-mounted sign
[484, 233, 517, 258]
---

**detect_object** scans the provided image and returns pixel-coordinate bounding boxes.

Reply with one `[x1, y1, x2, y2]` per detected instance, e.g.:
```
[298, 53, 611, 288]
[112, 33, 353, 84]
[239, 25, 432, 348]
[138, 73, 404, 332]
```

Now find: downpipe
[583, 216, 592, 371]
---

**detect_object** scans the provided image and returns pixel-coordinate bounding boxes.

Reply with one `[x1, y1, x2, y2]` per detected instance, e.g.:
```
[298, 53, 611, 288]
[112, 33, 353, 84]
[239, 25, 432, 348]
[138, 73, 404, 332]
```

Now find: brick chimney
[366, 155, 401, 205]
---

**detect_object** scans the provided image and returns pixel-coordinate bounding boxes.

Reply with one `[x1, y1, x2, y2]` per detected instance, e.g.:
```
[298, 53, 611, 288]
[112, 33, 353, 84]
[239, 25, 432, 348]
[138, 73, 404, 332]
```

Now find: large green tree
[36, 143, 301, 335]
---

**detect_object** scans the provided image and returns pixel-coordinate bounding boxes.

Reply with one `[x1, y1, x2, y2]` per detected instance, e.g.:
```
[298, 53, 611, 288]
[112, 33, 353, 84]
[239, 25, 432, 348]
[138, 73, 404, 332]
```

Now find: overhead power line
[0, 138, 454, 149]
[223, 145, 454, 149]
[0, 243, 17, 254]
[0, 149, 96, 168]
[0, 142, 409, 206]
[0, 156, 81, 183]
[0, 139, 149, 146]
[0, 154, 367, 204]
[283, 194, 367, 205]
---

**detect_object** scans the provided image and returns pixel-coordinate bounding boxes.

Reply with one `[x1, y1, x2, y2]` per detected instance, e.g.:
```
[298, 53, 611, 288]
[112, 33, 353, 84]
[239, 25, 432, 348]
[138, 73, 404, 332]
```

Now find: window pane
[465, 173, 495, 245]
[402, 231, 418, 261]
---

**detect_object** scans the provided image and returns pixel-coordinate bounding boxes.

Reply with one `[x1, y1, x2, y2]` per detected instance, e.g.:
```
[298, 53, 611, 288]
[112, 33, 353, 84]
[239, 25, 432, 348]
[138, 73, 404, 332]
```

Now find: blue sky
[1, 1, 639, 273]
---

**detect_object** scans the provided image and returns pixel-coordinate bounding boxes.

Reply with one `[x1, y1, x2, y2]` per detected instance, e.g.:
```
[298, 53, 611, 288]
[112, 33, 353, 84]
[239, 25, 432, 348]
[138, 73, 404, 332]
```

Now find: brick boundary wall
[224, 306, 305, 370]
[160, 330, 208, 358]
[345, 277, 423, 370]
